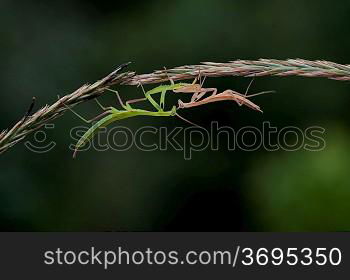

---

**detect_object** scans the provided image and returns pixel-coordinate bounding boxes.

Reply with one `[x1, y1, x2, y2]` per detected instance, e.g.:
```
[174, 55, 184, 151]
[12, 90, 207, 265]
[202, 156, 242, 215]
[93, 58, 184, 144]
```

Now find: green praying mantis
[65, 65, 272, 158]
[66, 92, 177, 158]
[65, 81, 203, 158]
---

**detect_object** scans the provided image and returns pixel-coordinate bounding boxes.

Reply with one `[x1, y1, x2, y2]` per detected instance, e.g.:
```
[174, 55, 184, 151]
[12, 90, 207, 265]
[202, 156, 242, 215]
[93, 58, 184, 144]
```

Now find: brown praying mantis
[130, 68, 274, 114]
[125, 68, 268, 111]
[177, 78, 275, 113]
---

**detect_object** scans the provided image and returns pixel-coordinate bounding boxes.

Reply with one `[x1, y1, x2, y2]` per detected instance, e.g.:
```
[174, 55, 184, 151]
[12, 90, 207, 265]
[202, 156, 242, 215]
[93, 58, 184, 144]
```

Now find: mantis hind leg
[95, 99, 115, 111]
[64, 104, 110, 124]
[125, 97, 148, 110]
[106, 89, 130, 110]
[58, 94, 112, 123]
[163, 67, 175, 85]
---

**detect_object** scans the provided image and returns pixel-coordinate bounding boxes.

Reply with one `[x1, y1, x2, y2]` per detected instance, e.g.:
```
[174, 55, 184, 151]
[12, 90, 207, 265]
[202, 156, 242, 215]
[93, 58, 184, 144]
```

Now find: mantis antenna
[235, 75, 275, 104]
[242, 76, 276, 98]
[244, 76, 255, 97]
[175, 113, 204, 129]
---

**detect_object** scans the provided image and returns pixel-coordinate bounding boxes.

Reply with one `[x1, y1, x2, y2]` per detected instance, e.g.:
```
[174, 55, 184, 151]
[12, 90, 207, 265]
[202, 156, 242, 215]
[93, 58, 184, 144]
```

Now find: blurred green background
[1, 0, 350, 231]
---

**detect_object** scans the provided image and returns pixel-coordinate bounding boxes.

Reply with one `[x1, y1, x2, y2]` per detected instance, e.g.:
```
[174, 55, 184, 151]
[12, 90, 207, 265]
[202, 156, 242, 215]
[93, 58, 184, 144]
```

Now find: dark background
[1, 0, 350, 231]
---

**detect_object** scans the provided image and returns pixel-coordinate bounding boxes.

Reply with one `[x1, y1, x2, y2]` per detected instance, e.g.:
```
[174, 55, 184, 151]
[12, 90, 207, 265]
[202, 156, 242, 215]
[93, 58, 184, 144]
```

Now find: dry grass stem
[1, 58, 349, 155]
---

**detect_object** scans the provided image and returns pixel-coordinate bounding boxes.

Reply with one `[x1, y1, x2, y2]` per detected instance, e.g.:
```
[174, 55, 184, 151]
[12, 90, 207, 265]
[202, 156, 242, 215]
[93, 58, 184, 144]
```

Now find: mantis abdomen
[73, 109, 174, 157]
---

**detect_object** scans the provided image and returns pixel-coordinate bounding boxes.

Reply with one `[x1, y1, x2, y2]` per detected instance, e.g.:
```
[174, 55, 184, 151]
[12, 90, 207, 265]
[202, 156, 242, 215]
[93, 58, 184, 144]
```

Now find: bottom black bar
[0, 233, 348, 278]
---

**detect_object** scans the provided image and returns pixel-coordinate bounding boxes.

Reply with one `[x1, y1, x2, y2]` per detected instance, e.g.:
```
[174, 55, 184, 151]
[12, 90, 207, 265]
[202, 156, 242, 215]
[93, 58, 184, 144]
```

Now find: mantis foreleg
[191, 88, 217, 102]
[160, 89, 167, 109]
[139, 83, 163, 111]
